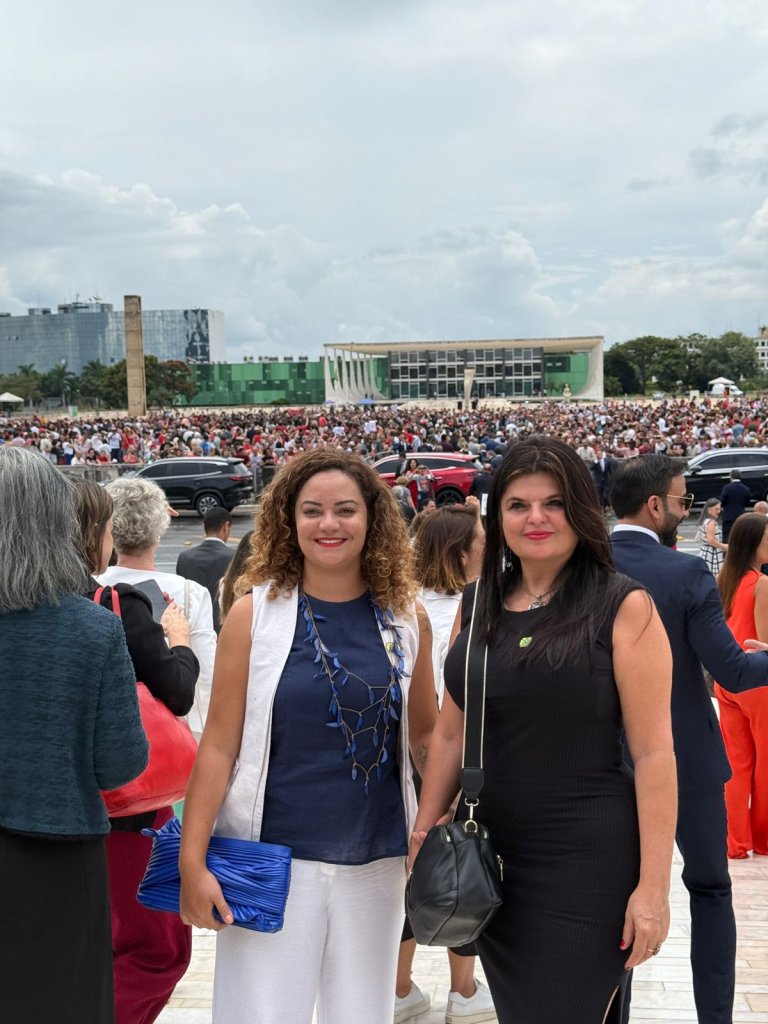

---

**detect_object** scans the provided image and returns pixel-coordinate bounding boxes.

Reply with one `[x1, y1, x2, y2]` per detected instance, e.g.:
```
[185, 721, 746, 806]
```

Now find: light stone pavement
[157, 850, 768, 1023]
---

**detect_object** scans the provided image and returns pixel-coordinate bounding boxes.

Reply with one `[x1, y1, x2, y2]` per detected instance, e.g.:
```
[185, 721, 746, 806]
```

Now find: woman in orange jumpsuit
[715, 513, 768, 858]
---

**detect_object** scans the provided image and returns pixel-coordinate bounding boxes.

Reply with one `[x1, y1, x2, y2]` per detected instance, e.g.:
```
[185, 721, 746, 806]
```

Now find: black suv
[685, 448, 768, 504]
[134, 457, 254, 516]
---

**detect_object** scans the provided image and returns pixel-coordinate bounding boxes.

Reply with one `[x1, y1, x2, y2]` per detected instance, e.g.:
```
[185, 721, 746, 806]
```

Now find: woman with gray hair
[98, 477, 216, 735]
[392, 482, 417, 525]
[0, 446, 148, 1024]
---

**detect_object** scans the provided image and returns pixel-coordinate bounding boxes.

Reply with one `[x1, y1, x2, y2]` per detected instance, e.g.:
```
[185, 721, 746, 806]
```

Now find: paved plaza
[157, 849, 768, 1023]
[155, 516, 768, 1023]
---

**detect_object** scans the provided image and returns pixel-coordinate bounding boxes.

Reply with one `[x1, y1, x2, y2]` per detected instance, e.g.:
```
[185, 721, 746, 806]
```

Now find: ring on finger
[646, 943, 662, 956]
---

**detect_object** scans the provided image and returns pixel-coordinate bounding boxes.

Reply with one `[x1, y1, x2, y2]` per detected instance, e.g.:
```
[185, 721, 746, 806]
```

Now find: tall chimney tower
[124, 295, 147, 416]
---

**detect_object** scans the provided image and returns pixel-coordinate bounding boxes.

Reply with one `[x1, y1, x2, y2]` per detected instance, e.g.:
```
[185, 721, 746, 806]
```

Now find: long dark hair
[478, 435, 625, 667]
[696, 497, 721, 528]
[717, 513, 768, 617]
[414, 504, 480, 595]
[219, 530, 253, 621]
[71, 478, 113, 575]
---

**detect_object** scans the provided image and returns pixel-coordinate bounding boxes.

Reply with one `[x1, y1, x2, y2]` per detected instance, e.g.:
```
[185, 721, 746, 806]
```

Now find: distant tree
[611, 336, 673, 392]
[604, 349, 640, 394]
[77, 360, 109, 408]
[741, 371, 768, 393]
[40, 362, 79, 406]
[679, 332, 709, 353]
[145, 358, 197, 405]
[698, 332, 758, 385]
[610, 331, 759, 393]
[2, 364, 42, 405]
[653, 342, 687, 392]
[89, 357, 197, 409]
[101, 361, 129, 409]
[677, 336, 710, 392]
[603, 375, 623, 397]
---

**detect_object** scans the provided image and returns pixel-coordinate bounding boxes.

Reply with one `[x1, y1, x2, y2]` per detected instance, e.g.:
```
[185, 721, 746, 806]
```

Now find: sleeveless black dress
[444, 577, 641, 1024]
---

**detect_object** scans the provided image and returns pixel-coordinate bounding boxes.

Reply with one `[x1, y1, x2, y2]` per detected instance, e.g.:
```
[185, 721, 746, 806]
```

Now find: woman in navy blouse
[179, 448, 437, 1024]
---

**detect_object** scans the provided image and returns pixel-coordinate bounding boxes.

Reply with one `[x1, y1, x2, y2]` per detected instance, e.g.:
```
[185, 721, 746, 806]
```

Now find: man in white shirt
[175, 508, 234, 633]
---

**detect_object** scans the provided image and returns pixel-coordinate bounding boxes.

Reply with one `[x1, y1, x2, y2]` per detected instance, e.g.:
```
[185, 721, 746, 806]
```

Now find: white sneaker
[446, 978, 497, 1023]
[394, 982, 431, 1022]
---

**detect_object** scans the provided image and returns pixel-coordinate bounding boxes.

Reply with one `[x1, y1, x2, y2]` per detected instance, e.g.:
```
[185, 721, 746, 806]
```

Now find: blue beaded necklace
[299, 591, 406, 795]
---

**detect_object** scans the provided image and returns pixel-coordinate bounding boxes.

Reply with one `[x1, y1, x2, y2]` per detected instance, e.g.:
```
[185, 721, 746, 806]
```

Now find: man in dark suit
[610, 455, 768, 1024]
[719, 469, 752, 542]
[589, 445, 617, 511]
[175, 508, 234, 632]
[468, 460, 494, 518]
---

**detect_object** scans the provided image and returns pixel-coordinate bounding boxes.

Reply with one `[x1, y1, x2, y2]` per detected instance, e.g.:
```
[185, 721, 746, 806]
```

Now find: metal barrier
[56, 464, 146, 484]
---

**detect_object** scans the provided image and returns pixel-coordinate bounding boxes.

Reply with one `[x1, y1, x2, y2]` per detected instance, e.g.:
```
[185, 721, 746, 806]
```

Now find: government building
[188, 336, 604, 406]
[0, 300, 225, 376]
[322, 337, 604, 403]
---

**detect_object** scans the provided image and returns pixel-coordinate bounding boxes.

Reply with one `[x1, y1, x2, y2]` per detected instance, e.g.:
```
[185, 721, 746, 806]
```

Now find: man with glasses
[609, 454, 768, 1024]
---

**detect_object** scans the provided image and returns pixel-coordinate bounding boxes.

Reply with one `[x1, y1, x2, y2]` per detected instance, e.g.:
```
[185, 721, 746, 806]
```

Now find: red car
[372, 452, 479, 506]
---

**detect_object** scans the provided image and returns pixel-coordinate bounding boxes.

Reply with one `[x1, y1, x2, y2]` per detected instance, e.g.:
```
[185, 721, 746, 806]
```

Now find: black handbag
[405, 583, 503, 947]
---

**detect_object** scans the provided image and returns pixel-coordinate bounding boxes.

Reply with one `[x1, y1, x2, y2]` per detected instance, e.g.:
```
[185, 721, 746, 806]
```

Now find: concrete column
[125, 295, 146, 416]
[333, 351, 341, 398]
[323, 350, 334, 401]
[337, 352, 348, 399]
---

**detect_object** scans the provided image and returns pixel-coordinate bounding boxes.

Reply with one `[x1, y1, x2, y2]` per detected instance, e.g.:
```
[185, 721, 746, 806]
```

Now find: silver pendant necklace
[522, 587, 556, 611]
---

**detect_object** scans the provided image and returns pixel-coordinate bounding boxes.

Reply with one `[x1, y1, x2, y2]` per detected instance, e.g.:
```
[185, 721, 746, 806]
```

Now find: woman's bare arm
[706, 517, 727, 551]
[179, 593, 252, 930]
[407, 601, 438, 775]
[409, 691, 464, 866]
[612, 589, 677, 970]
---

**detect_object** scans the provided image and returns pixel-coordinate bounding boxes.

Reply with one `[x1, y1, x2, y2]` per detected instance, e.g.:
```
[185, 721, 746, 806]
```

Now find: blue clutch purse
[138, 816, 292, 932]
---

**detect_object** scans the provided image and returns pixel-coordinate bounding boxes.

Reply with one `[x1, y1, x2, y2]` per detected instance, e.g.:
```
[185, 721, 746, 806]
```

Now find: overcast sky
[2, 0, 768, 362]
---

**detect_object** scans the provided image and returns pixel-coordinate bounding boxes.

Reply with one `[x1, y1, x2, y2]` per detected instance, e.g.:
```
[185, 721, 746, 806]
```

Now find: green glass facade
[189, 359, 325, 406]
[542, 352, 590, 396]
[183, 346, 597, 407]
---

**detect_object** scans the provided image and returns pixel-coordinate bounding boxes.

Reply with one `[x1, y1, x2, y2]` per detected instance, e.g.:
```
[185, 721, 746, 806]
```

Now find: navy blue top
[259, 593, 407, 864]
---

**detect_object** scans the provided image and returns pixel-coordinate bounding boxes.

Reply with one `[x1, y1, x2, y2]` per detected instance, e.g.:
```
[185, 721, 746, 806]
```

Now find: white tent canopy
[707, 376, 736, 386]
[0, 391, 23, 402]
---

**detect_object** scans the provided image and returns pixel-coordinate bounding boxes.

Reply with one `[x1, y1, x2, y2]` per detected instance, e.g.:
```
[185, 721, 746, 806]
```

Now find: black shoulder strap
[461, 581, 487, 804]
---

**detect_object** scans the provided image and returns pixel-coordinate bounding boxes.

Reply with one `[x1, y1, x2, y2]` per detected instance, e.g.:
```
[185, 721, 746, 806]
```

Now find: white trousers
[212, 856, 406, 1024]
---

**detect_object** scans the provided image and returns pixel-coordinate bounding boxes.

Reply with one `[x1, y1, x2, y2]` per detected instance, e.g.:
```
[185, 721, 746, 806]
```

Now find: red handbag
[94, 586, 199, 817]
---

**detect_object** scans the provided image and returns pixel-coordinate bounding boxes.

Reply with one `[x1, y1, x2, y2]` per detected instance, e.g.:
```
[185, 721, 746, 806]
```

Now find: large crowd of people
[3, 394, 768, 472]
[4, 396, 768, 1024]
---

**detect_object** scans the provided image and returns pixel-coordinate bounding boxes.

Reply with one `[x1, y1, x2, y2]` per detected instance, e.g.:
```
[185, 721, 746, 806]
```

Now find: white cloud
[2, 0, 768, 358]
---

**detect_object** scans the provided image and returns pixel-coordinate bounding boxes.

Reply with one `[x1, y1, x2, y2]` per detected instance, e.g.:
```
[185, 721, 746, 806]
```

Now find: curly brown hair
[237, 448, 416, 612]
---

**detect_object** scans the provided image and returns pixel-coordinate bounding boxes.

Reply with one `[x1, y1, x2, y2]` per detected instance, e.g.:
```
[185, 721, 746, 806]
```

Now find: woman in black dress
[410, 436, 677, 1024]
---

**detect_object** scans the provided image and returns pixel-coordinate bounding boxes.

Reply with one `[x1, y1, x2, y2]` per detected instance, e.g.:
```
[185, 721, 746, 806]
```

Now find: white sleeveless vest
[215, 583, 420, 847]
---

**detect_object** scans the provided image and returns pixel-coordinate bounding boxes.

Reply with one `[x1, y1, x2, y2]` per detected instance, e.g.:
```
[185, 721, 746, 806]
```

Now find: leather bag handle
[461, 582, 488, 806]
